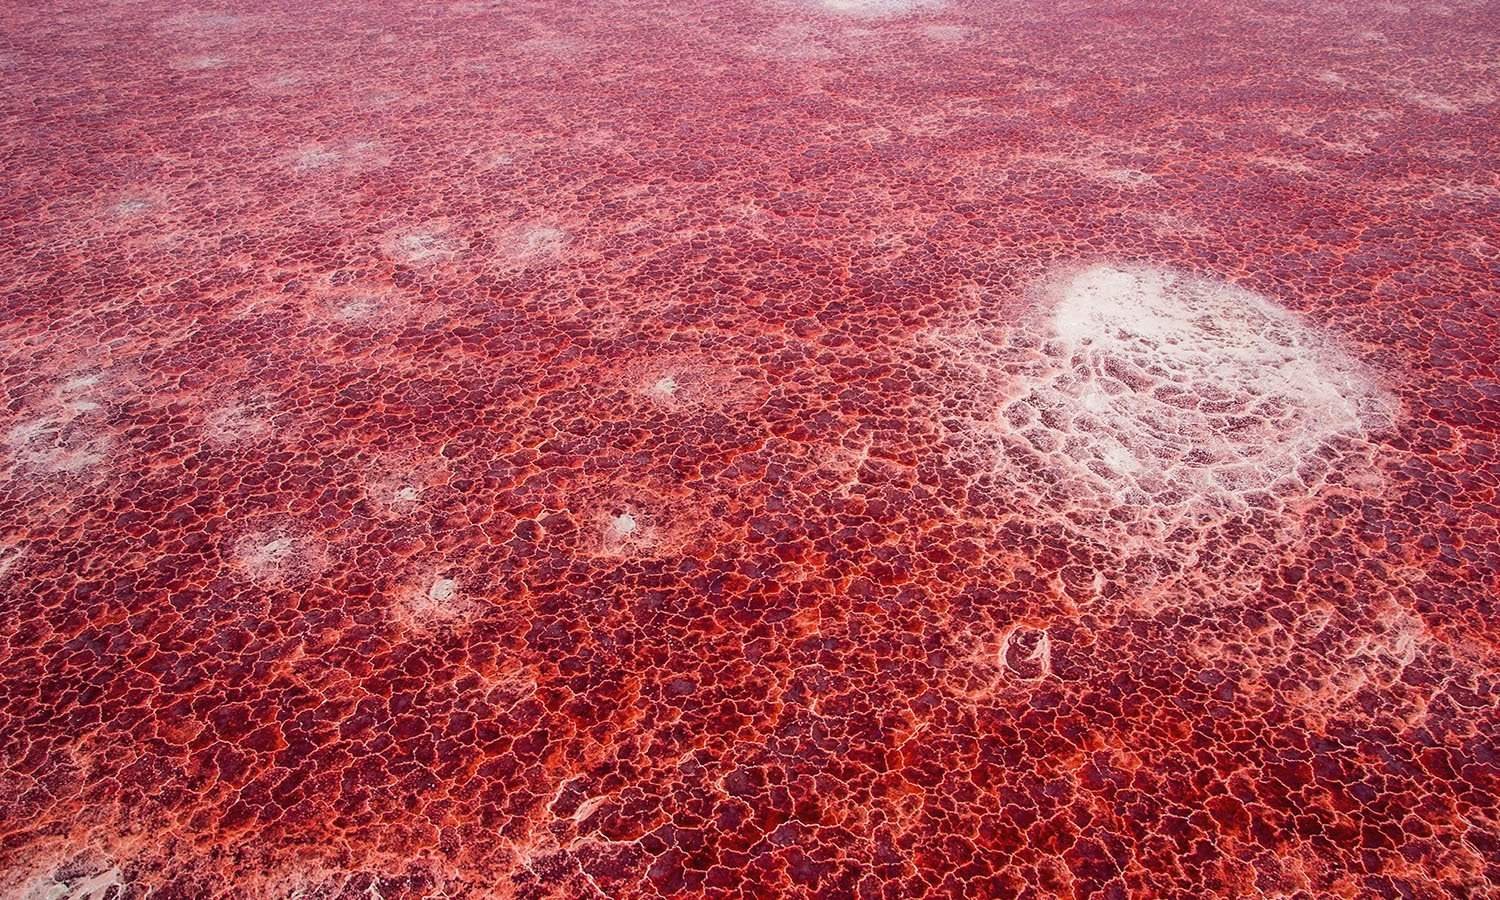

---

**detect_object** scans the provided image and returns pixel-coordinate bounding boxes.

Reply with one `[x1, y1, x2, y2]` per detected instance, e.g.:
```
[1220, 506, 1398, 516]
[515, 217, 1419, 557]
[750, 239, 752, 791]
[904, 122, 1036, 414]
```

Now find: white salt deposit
[205, 401, 274, 444]
[649, 376, 679, 398]
[383, 227, 462, 265]
[231, 528, 323, 586]
[428, 576, 458, 603]
[291, 147, 341, 170]
[625, 357, 758, 412]
[499, 224, 568, 267]
[5, 416, 109, 473]
[594, 503, 665, 557]
[335, 296, 382, 322]
[1, 372, 119, 475]
[0, 544, 23, 579]
[11, 865, 127, 900]
[995, 263, 1396, 525]
[241, 536, 294, 571]
[999, 625, 1052, 681]
[111, 197, 153, 216]
[394, 569, 476, 629]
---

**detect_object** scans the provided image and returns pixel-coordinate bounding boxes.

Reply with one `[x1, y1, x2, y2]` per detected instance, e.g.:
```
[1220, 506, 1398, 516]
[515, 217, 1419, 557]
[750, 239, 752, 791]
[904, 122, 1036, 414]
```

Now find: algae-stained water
[1, 0, 1496, 897]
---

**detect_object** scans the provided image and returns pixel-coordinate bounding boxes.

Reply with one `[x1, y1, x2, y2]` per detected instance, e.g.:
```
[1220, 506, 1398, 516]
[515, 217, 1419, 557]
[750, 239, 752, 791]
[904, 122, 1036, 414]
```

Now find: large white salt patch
[997, 263, 1396, 523]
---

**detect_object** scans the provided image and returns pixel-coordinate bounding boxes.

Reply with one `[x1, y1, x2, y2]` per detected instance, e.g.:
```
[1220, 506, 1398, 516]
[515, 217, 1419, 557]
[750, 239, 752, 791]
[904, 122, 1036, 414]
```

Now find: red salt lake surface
[1, 1, 1496, 897]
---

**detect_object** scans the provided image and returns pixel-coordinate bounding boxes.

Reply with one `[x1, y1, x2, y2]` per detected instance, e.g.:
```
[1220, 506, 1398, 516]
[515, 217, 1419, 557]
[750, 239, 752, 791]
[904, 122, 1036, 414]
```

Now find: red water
[1, 1, 1497, 897]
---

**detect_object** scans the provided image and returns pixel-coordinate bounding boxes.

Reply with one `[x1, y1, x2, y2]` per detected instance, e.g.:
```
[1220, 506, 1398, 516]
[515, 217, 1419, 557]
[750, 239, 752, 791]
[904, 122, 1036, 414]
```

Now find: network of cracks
[4, 255, 1492, 898]
[1, 0, 1498, 898]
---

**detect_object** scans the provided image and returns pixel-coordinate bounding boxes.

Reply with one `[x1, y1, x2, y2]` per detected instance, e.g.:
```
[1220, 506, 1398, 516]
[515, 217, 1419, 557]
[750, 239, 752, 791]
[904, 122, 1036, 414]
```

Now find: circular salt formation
[381, 225, 463, 266]
[428, 576, 458, 603]
[230, 529, 323, 586]
[618, 355, 762, 412]
[391, 568, 478, 630]
[996, 263, 1396, 527]
[649, 375, 680, 399]
[592, 503, 666, 557]
[497, 223, 568, 268]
